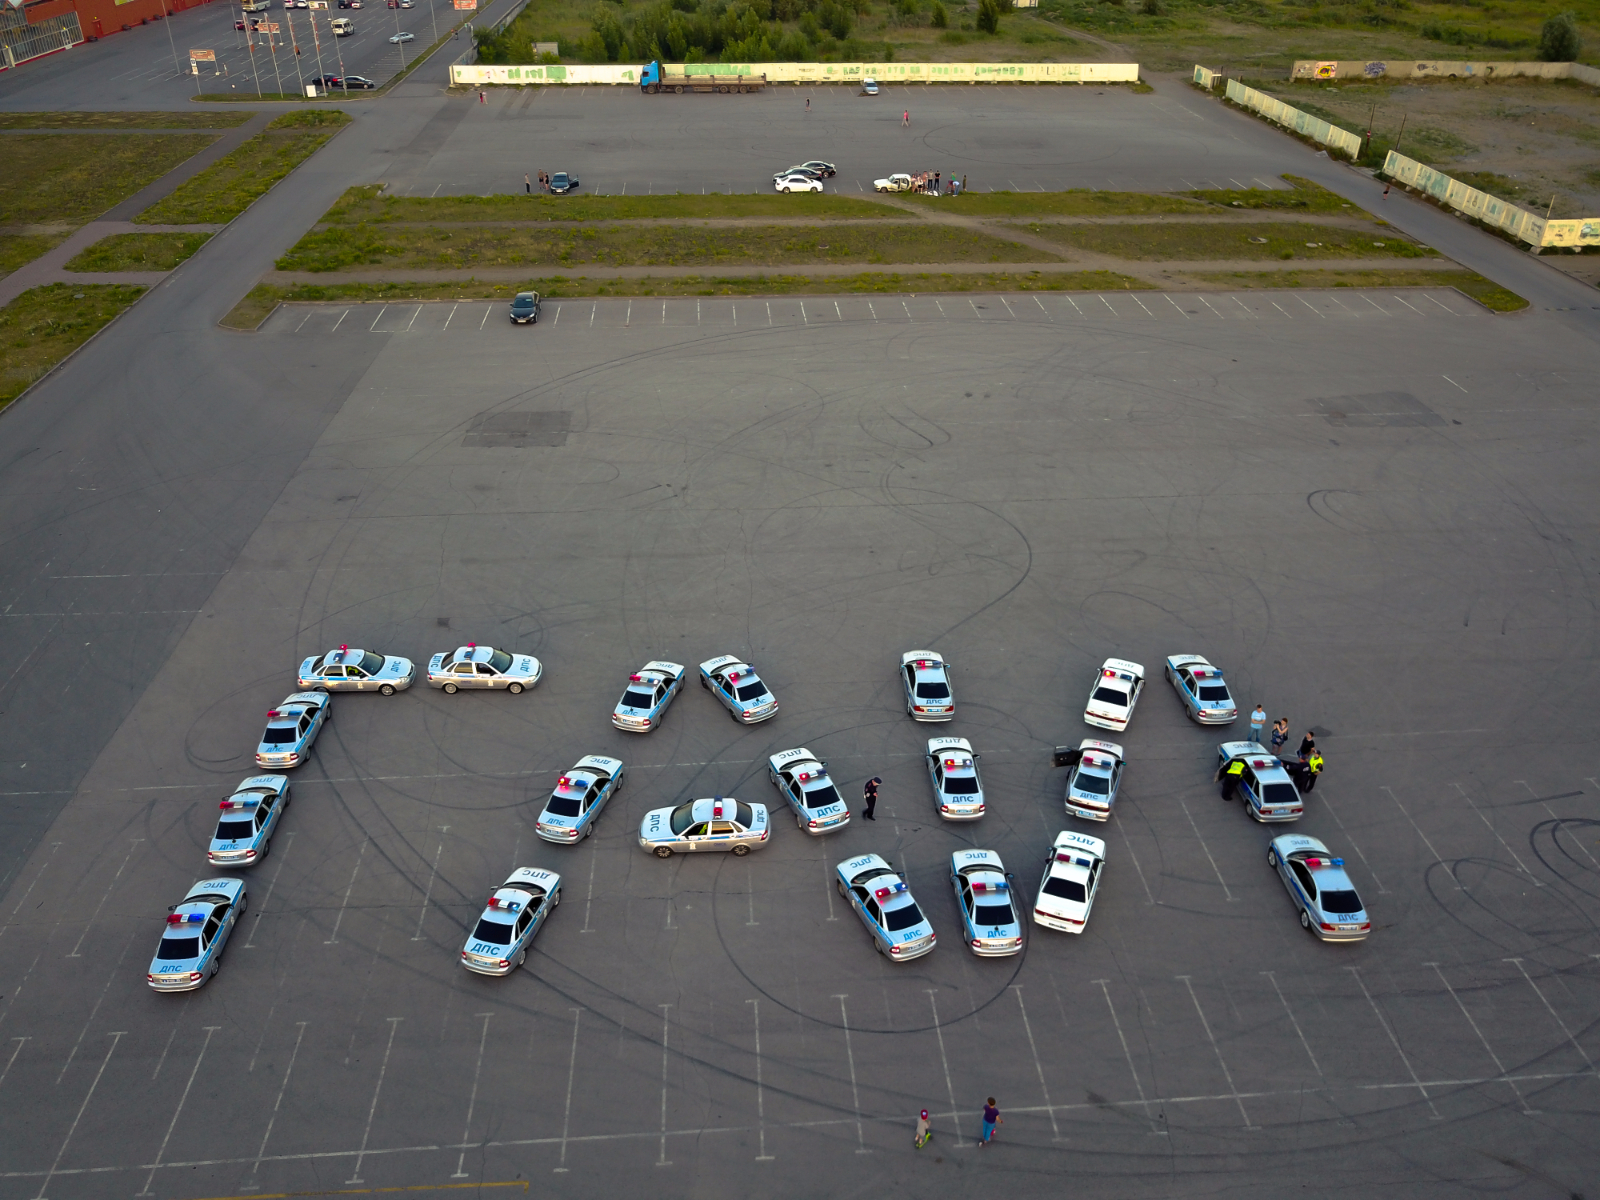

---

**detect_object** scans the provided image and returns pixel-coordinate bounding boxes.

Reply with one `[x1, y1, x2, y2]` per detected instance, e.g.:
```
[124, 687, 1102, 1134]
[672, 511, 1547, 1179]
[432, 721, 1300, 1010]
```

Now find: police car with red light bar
[1165, 654, 1237, 724]
[535, 756, 625, 843]
[836, 853, 936, 961]
[298, 645, 414, 695]
[1055, 739, 1124, 822]
[254, 692, 330, 769]
[899, 650, 954, 721]
[461, 868, 561, 975]
[767, 747, 851, 834]
[639, 796, 769, 857]
[925, 735, 985, 820]
[1266, 834, 1370, 941]
[612, 660, 686, 731]
[426, 643, 543, 693]
[1033, 831, 1104, 933]
[699, 655, 779, 724]
[1084, 657, 1144, 731]
[147, 877, 246, 991]
[949, 849, 1023, 956]
[207, 775, 290, 866]
[1217, 742, 1303, 822]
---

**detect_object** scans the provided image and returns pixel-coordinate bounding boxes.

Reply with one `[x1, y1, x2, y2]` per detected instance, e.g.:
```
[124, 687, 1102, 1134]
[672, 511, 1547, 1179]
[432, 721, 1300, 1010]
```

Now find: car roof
[513, 292, 536, 301]
[233, 774, 287, 793]
[686, 797, 744, 823]
[320, 646, 367, 664]
[451, 644, 498, 663]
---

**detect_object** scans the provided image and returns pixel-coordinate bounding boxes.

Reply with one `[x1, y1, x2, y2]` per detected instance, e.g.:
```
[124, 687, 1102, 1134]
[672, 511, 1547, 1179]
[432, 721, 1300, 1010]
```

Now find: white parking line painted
[732, 303, 737, 327]
[369, 306, 388, 332]
[1381, 785, 1459, 889]
[766, 302, 772, 326]
[1116, 832, 1155, 905]
[0, 842, 59, 953]
[1349, 967, 1440, 1119]
[0, 1037, 26, 1094]
[1392, 295, 1425, 315]
[1178, 800, 1233, 900]
[1010, 987, 1060, 1140]
[933, 299, 946, 318]
[656, 1005, 673, 1167]
[294, 310, 313, 332]
[745, 860, 758, 927]
[1505, 958, 1595, 1071]
[1427, 294, 1460, 313]
[554, 1009, 582, 1172]
[660, 301, 667, 325]
[551, 304, 560, 326]
[589, 303, 596, 328]
[1297, 296, 1326, 318]
[346, 1017, 403, 1184]
[33, 1032, 123, 1200]
[325, 838, 369, 944]
[834, 300, 842, 321]
[442, 304, 458, 330]
[331, 309, 350, 332]
[451, 1013, 494, 1178]
[925, 991, 963, 1146]
[1034, 295, 1051, 321]
[243, 830, 296, 948]
[834, 996, 868, 1153]
[68, 840, 140, 957]
[1449, 783, 1536, 881]
[1065, 296, 1085, 317]
[866, 301, 876, 321]
[1441, 375, 1468, 393]
[478, 305, 491, 330]
[1262, 971, 1322, 1077]
[1178, 977, 1255, 1129]
[410, 837, 444, 941]
[1314, 789, 1384, 892]
[1271, 300, 1293, 320]
[800, 302, 808, 325]
[1197, 297, 1225, 319]
[1230, 296, 1257, 319]
[56, 930, 137, 1085]
[745, 1000, 774, 1161]
[138, 1026, 220, 1196]
[1094, 980, 1161, 1134]
[1164, 295, 1188, 319]
[1425, 963, 1532, 1114]
[900, 300, 913, 322]
[969, 298, 985, 320]
[404, 305, 422, 332]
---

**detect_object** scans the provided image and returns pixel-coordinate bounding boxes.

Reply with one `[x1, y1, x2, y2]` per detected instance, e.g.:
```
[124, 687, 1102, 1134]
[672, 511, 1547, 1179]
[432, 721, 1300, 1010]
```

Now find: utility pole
[161, 0, 182, 78]
[284, 6, 306, 93]
[308, 4, 327, 91]
[428, 0, 438, 46]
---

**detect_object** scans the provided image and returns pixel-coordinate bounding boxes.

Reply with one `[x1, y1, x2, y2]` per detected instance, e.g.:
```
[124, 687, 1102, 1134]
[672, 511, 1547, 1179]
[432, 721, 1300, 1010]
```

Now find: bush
[976, 0, 1000, 34]
[1141, 0, 1164, 13]
[1538, 11, 1582, 61]
[931, 0, 947, 26]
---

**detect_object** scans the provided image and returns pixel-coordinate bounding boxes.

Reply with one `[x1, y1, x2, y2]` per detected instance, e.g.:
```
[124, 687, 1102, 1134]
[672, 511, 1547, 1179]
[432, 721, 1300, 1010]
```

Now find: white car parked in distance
[774, 173, 823, 193]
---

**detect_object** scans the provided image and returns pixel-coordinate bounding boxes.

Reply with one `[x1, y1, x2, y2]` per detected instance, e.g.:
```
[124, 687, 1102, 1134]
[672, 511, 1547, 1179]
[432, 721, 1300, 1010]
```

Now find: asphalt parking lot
[2, 286, 1598, 1199]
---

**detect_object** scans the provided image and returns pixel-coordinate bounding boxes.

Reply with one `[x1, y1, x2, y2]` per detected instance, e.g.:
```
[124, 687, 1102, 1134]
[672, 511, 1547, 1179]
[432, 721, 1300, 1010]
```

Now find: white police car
[836, 853, 936, 961]
[639, 797, 769, 857]
[1217, 742, 1303, 822]
[1267, 834, 1370, 941]
[207, 775, 290, 866]
[254, 692, 330, 769]
[699, 655, 779, 724]
[612, 661, 686, 732]
[767, 747, 851, 834]
[900, 650, 954, 721]
[1165, 655, 1238, 724]
[298, 645, 414, 695]
[426, 643, 543, 693]
[535, 756, 624, 843]
[1084, 658, 1144, 731]
[925, 736, 984, 820]
[949, 849, 1023, 956]
[147, 878, 246, 991]
[461, 867, 561, 975]
[1053, 739, 1124, 822]
[1033, 831, 1104, 934]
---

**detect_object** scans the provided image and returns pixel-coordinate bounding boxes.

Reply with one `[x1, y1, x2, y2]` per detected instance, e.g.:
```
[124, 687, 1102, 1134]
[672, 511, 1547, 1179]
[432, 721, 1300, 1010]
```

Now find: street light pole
[161, 0, 182, 78]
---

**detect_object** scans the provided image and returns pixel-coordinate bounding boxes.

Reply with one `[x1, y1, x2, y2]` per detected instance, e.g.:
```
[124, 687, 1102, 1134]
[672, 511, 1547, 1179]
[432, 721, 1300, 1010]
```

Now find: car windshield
[261, 726, 298, 745]
[621, 690, 654, 709]
[1092, 687, 1128, 706]
[735, 681, 769, 702]
[360, 651, 385, 674]
[943, 776, 980, 795]
[1262, 782, 1299, 806]
[803, 785, 842, 810]
[974, 902, 1015, 926]
[1073, 772, 1111, 796]
[882, 902, 924, 932]
[215, 820, 255, 840]
[1320, 889, 1363, 914]
[669, 804, 699, 836]
[1198, 684, 1230, 701]
[471, 918, 513, 945]
[544, 795, 581, 817]
[488, 649, 514, 672]
[1042, 876, 1087, 903]
[915, 681, 950, 699]
[156, 936, 200, 960]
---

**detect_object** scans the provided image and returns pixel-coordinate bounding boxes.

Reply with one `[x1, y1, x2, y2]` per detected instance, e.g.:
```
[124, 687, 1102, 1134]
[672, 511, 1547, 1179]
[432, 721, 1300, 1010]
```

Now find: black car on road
[509, 292, 542, 324]
[549, 172, 579, 194]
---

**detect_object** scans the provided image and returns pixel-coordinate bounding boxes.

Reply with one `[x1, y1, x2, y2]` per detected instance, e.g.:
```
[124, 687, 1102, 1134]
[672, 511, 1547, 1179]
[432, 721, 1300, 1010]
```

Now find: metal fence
[0, 10, 84, 71]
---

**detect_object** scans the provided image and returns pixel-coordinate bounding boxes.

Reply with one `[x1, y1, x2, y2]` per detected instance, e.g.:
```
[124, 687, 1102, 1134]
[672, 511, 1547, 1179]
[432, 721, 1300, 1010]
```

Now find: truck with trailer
[640, 60, 766, 94]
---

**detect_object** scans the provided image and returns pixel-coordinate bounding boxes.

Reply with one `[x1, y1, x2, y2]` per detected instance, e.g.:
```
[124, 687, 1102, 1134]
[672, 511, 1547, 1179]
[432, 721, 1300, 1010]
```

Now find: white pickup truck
[874, 173, 914, 193]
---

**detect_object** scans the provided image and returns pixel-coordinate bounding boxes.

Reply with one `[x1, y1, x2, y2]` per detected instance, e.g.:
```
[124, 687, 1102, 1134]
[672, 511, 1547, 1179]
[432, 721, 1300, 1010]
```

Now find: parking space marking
[451, 1014, 494, 1178]
[1116, 830, 1155, 905]
[553, 1009, 583, 1172]
[0, 842, 59, 954]
[1505, 958, 1595, 1071]
[1315, 789, 1385, 893]
[1271, 300, 1293, 320]
[1033, 295, 1052, 321]
[1197, 296, 1225, 319]
[1442, 375, 1468, 393]
[1178, 800, 1233, 901]
[1426, 964, 1533, 1114]
[347, 1017, 403, 1185]
[1163, 295, 1188, 319]
[925, 991, 963, 1146]
[56, 929, 137, 1085]
[442, 304, 459, 330]
[1011, 987, 1060, 1140]
[479, 306, 491, 331]
[244, 830, 297, 947]
[1516, 780, 1600, 869]
[1094, 980, 1161, 1134]
[369, 306, 388, 333]
[1131, 295, 1155, 318]
[1297, 295, 1326, 318]
[900, 300, 912, 323]
[656, 1005, 672, 1167]
[1381, 785, 1460, 889]
[1350, 967, 1440, 1119]
[834, 995, 868, 1153]
[745, 1000, 774, 1162]
[1178, 977, 1255, 1129]
[35, 1031, 123, 1200]
[139, 1026, 220, 1196]
[1392, 295, 1425, 315]
[1450, 783, 1537, 881]
[411, 836, 444, 941]
[325, 838, 369, 944]
[969, 298, 985, 320]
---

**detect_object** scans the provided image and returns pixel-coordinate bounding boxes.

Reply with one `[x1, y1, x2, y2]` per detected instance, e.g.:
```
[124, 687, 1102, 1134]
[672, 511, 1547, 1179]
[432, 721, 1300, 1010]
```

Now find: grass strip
[0, 133, 218, 227]
[135, 111, 350, 225]
[320, 185, 901, 225]
[223, 269, 1148, 325]
[65, 232, 214, 273]
[1186, 175, 1369, 215]
[0, 283, 147, 407]
[276, 221, 1050, 272]
[0, 232, 71, 281]
[900, 190, 1213, 217]
[0, 111, 253, 129]
[1017, 220, 1436, 261]
[1186, 268, 1528, 312]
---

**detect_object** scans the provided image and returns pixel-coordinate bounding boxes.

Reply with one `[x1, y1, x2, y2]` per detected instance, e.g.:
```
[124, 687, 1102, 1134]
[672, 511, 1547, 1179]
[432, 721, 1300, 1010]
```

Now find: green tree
[1537, 11, 1582, 61]
[931, 0, 948, 27]
[976, 0, 1000, 34]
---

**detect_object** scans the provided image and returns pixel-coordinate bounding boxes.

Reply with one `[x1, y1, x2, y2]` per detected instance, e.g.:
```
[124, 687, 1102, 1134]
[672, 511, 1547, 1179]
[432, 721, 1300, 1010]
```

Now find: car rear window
[915, 681, 951, 699]
[1320, 889, 1363, 915]
[883, 902, 924, 932]
[803, 785, 842, 810]
[1042, 876, 1086, 903]
[735, 681, 769, 702]
[974, 902, 1014, 926]
[471, 918, 513, 944]
[1262, 782, 1299, 807]
[1198, 684, 1230, 702]
[488, 649, 514, 673]
[156, 937, 200, 960]
[735, 801, 756, 827]
[261, 727, 298, 745]
[544, 795, 581, 818]
[621, 690, 654, 709]
[1073, 772, 1111, 796]
[1092, 687, 1128, 706]
[215, 820, 255, 840]
[943, 776, 980, 795]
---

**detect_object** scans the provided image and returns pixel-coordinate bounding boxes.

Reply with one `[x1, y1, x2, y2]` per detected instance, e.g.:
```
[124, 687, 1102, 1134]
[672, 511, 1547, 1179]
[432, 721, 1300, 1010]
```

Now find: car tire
[1267, 848, 1278, 867]
[732, 844, 750, 857]
[583, 822, 593, 839]
[260, 839, 271, 861]
[379, 683, 396, 696]
[443, 682, 458, 694]
[508, 682, 524, 694]
[655, 845, 673, 858]
[236, 892, 248, 916]
[516, 948, 527, 968]
[836, 878, 846, 897]
[797, 812, 806, 830]
[551, 888, 560, 906]
[211, 956, 221, 977]
[699, 675, 710, 690]
[1299, 909, 1312, 930]
[674, 85, 684, 94]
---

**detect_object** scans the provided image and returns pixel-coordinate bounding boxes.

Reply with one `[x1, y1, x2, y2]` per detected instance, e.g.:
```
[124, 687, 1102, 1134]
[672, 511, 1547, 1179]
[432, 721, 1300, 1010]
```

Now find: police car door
[928, 754, 944, 794]
[202, 907, 227, 957]
[585, 779, 605, 820]
[1240, 765, 1261, 813]
[863, 895, 885, 941]
[322, 664, 346, 687]
[958, 878, 976, 935]
[902, 662, 917, 705]
[513, 907, 534, 948]
[475, 662, 498, 688]
[1289, 860, 1317, 909]
[683, 821, 709, 850]
[1180, 669, 1198, 708]
[256, 796, 276, 837]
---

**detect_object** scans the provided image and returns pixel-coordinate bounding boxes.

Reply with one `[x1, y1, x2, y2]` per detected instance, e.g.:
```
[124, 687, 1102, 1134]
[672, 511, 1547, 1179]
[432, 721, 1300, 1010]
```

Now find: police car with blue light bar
[461, 868, 562, 975]
[1054, 739, 1124, 822]
[426, 643, 543, 693]
[1032, 831, 1104, 933]
[1084, 657, 1144, 731]
[900, 650, 954, 721]
[254, 692, 330, 769]
[639, 796, 769, 857]
[612, 661, 686, 731]
[298, 645, 414, 695]
[207, 775, 290, 866]
[147, 878, 246, 991]
[836, 853, 936, 961]
[1267, 834, 1370, 941]
[949, 849, 1023, 956]
[1217, 742, 1303, 822]
[925, 735, 985, 820]
[699, 655, 779, 723]
[534, 756, 624, 843]
[767, 747, 851, 834]
[1165, 654, 1238, 724]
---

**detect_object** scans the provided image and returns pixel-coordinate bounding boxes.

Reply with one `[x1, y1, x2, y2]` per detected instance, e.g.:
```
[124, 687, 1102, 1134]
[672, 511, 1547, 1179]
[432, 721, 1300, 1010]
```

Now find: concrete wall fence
[1289, 59, 1600, 85]
[1221, 77, 1363, 159]
[451, 60, 1140, 86]
[1382, 151, 1600, 249]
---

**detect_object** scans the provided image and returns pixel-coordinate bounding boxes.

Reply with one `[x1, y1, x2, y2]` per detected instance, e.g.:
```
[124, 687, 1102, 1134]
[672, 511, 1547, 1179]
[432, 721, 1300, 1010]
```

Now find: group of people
[913, 1098, 1002, 1148]
[524, 171, 557, 193]
[906, 170, 965, 196]
[1219, 703, 1326, 796]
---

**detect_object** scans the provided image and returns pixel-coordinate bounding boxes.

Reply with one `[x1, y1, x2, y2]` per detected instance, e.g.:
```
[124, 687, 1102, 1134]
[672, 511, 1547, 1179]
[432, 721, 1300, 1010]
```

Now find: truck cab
[641, 60, 663, 91]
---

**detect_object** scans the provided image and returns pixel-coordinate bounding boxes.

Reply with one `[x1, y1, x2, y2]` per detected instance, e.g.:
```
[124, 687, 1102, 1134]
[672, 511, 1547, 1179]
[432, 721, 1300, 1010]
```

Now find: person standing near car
[524, 173, 531, 194]
[862, 776, 880, 821]
[1270, 718, 1288, 755]
[1249, 704, 1266, 746]
[1297, 730, 1316, 760]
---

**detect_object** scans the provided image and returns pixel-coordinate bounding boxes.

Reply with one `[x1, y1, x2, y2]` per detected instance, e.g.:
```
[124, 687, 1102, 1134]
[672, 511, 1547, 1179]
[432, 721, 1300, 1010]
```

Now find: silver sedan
[639, 797, 769, 857]
[426, 644, 543, 693]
